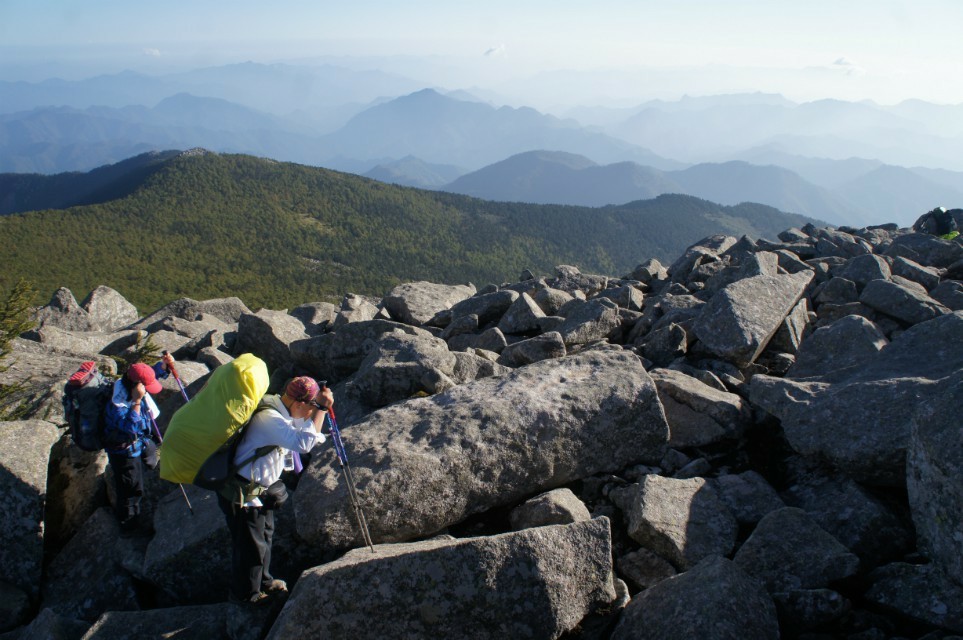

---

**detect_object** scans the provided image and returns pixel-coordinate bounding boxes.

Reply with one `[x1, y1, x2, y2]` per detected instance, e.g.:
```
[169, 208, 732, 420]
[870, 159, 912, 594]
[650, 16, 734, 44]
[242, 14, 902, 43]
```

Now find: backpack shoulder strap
[232, 405, 279, 469]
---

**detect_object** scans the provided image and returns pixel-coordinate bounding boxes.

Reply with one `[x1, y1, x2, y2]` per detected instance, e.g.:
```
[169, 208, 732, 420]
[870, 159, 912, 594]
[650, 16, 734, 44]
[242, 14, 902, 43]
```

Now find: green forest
[0, 152, 814, 313]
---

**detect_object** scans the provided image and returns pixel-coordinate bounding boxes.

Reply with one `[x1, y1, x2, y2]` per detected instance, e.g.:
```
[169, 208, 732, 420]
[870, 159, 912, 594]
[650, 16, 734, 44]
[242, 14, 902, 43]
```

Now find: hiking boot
[261, 579, 288, 594]
[229, 591, 270, 606]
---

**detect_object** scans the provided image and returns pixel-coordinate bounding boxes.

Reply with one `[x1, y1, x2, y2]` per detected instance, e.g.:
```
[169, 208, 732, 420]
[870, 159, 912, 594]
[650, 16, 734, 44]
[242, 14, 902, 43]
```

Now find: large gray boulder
[838, 253, 891, 287]
[290, 301, 338, 334]
[509, 488, 592, 530]
[133, 297, 252, 329]
[930, 280, 963, 311]
[267, 518, 618, 640]
[709, 470, 785, 527]
[0, 581, 31, 632]
[814, 227, 872, 259]
[6, 607, 89, 640]
[348, 332, 457, 407]
[496, 331, 566, 367]
[80, 286, 139, 333]
[33, 288, 93, 332]
[733, 507, 860, 594]
[781, 475, 912, 569]
[692, 270, 814, 367]
[555, 298, 621, 347]
[648, 368, 751, 448]
[636, 322, 688, 367]
[44, 439, 108, 551]
[546, 265, 608, 297]
[859, 278, 950, 326]
[890, 256, 941, 291]
[531, 287, 574, 316]
[141, 487, 230, 604]
[24, 326, 139, 360]
[80, 602, 266, 640]
[610, 556, 779, 640]
[142, 314, 233, 354]
[332, 294, 381, 329]
[907, 372, 963, 586]
[786, 314, 888, 380]
[294, 350, 669, 548]
[42, 509, 141, 622]
[233, 310, 308, 372]
[884, 232, 963, 268]
[667, 235, 737, 282]
[497, 292, 547, 335]
[0, 419, 62, 597]
[864, 563, 963, 634]
[382, 281, 476, 326]
[767, 297, 811, 355]
[610, 475, 738, 570]
[449, 350, 511, 385]
[448, 290, 519, 325]
[751, 312, 963, 485]
[291, 320, 431, 384]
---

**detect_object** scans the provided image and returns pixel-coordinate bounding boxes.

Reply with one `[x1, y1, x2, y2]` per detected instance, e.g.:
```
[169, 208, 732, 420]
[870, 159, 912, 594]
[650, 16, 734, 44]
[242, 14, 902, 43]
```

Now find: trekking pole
[145, 405, 194, 516]
[162, 351, 190, 404]
[316, 387, 375, 553]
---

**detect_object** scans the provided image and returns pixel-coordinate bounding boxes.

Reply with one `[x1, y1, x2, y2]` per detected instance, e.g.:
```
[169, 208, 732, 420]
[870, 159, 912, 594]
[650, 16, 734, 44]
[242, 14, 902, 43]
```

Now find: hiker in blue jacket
[104, 354, 174, 532]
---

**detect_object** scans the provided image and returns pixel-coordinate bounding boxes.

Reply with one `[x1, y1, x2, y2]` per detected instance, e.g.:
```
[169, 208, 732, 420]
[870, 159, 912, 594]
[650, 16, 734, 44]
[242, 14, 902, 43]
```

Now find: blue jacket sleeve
[105, 400, 151, 445]
[153, 361, 170, 380]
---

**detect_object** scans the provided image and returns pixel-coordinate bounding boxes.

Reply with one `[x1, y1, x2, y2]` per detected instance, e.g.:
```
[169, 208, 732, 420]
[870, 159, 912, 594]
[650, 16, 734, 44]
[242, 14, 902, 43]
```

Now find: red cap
[127, 363, 163, 394]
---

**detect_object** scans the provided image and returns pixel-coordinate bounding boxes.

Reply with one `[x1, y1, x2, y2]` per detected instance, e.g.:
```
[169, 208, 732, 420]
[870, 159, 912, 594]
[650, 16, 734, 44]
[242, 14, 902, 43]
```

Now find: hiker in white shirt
[216, 376, 333, 605]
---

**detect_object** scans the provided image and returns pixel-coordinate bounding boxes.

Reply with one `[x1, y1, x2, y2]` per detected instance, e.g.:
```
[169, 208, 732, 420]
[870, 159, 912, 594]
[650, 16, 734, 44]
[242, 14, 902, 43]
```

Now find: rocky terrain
[1, 210, 962, 639]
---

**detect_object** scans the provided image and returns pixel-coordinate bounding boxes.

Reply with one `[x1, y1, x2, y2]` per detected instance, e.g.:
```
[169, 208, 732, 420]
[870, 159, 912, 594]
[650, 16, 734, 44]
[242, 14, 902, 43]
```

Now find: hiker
[217, 376, 333, 605]
[103, 354, 175, 532]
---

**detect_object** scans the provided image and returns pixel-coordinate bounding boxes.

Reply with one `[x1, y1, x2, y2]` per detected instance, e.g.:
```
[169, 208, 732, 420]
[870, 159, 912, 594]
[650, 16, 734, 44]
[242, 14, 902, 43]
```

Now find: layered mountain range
[3, 62, 962, 228]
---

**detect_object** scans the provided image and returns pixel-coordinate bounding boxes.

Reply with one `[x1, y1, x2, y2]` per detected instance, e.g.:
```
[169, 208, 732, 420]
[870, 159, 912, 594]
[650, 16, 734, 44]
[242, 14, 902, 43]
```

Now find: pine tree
[0, 279, 37, 419]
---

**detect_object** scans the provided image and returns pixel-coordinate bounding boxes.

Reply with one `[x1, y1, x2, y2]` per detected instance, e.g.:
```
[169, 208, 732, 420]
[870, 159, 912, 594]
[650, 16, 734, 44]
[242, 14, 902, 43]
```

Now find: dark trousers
[217, 493, 276, 600]
[107, 453, 143, 530]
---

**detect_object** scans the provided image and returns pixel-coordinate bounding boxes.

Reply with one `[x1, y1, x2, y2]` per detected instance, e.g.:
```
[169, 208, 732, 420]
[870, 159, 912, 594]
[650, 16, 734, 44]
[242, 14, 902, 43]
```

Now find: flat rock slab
[734, 507, 860, 594]
[907, 371, 963, 585]
[267, 518, 617, 640]
[610, 475, 738, 570]
[751, 311, 963, 485]
[0, 419, 62, 597]
[610, 556, 779, 640]
[865, 563, 963, 634]
[294, 350, 669, 548]
[693, 271, 814, 367]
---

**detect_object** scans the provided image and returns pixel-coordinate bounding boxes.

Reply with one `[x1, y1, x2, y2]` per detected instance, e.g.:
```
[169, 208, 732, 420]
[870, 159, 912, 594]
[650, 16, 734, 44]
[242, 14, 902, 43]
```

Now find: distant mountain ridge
[0, 150, 180, 214]
[440, 151, 963, 227]
[0, 151, 816, 310]
[318, 89, 680, 172]
[0, 87, 679, 175]
[3, 61, 962, 220]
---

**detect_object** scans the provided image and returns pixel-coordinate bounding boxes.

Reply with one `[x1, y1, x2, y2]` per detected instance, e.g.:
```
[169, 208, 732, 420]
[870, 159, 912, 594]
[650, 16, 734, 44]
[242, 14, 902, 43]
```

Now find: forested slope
[0, 151, 815, 311]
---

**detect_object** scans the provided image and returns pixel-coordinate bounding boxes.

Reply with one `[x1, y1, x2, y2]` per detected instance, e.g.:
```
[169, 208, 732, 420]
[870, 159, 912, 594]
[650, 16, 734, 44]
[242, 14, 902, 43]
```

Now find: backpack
[62, 361, 113, 452]
[160, 353, 271, 487]
[194, 405, 277, 494]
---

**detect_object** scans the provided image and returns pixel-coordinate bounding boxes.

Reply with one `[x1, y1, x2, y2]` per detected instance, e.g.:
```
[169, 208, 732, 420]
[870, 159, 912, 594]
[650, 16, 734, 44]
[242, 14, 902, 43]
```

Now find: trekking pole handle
[161, 350, 180, 379]
[314, 381, 347, 464]
[162, 350, 190, 403]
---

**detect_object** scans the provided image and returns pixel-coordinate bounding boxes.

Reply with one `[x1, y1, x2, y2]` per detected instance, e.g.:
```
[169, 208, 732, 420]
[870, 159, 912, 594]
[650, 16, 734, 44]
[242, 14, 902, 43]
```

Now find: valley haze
[2, 1, 962, 228]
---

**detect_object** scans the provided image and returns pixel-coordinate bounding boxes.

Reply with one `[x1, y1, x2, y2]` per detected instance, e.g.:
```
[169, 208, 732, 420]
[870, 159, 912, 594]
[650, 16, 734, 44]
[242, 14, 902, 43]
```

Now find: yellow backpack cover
[159, 353, 269, 484]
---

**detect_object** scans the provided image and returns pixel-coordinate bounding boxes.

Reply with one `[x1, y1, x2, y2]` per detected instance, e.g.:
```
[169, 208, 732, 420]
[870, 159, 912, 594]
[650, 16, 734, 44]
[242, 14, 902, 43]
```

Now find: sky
[2, 0, 962, 106]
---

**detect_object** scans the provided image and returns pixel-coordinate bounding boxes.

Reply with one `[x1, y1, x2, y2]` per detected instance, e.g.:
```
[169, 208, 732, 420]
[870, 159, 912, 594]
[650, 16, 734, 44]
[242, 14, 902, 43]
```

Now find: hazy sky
[2, 0, 961, 105]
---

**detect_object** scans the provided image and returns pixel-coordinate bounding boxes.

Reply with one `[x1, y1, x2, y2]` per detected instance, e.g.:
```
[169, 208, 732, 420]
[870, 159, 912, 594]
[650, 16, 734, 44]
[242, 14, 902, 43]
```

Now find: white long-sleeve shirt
[233, 394, 325, 490]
